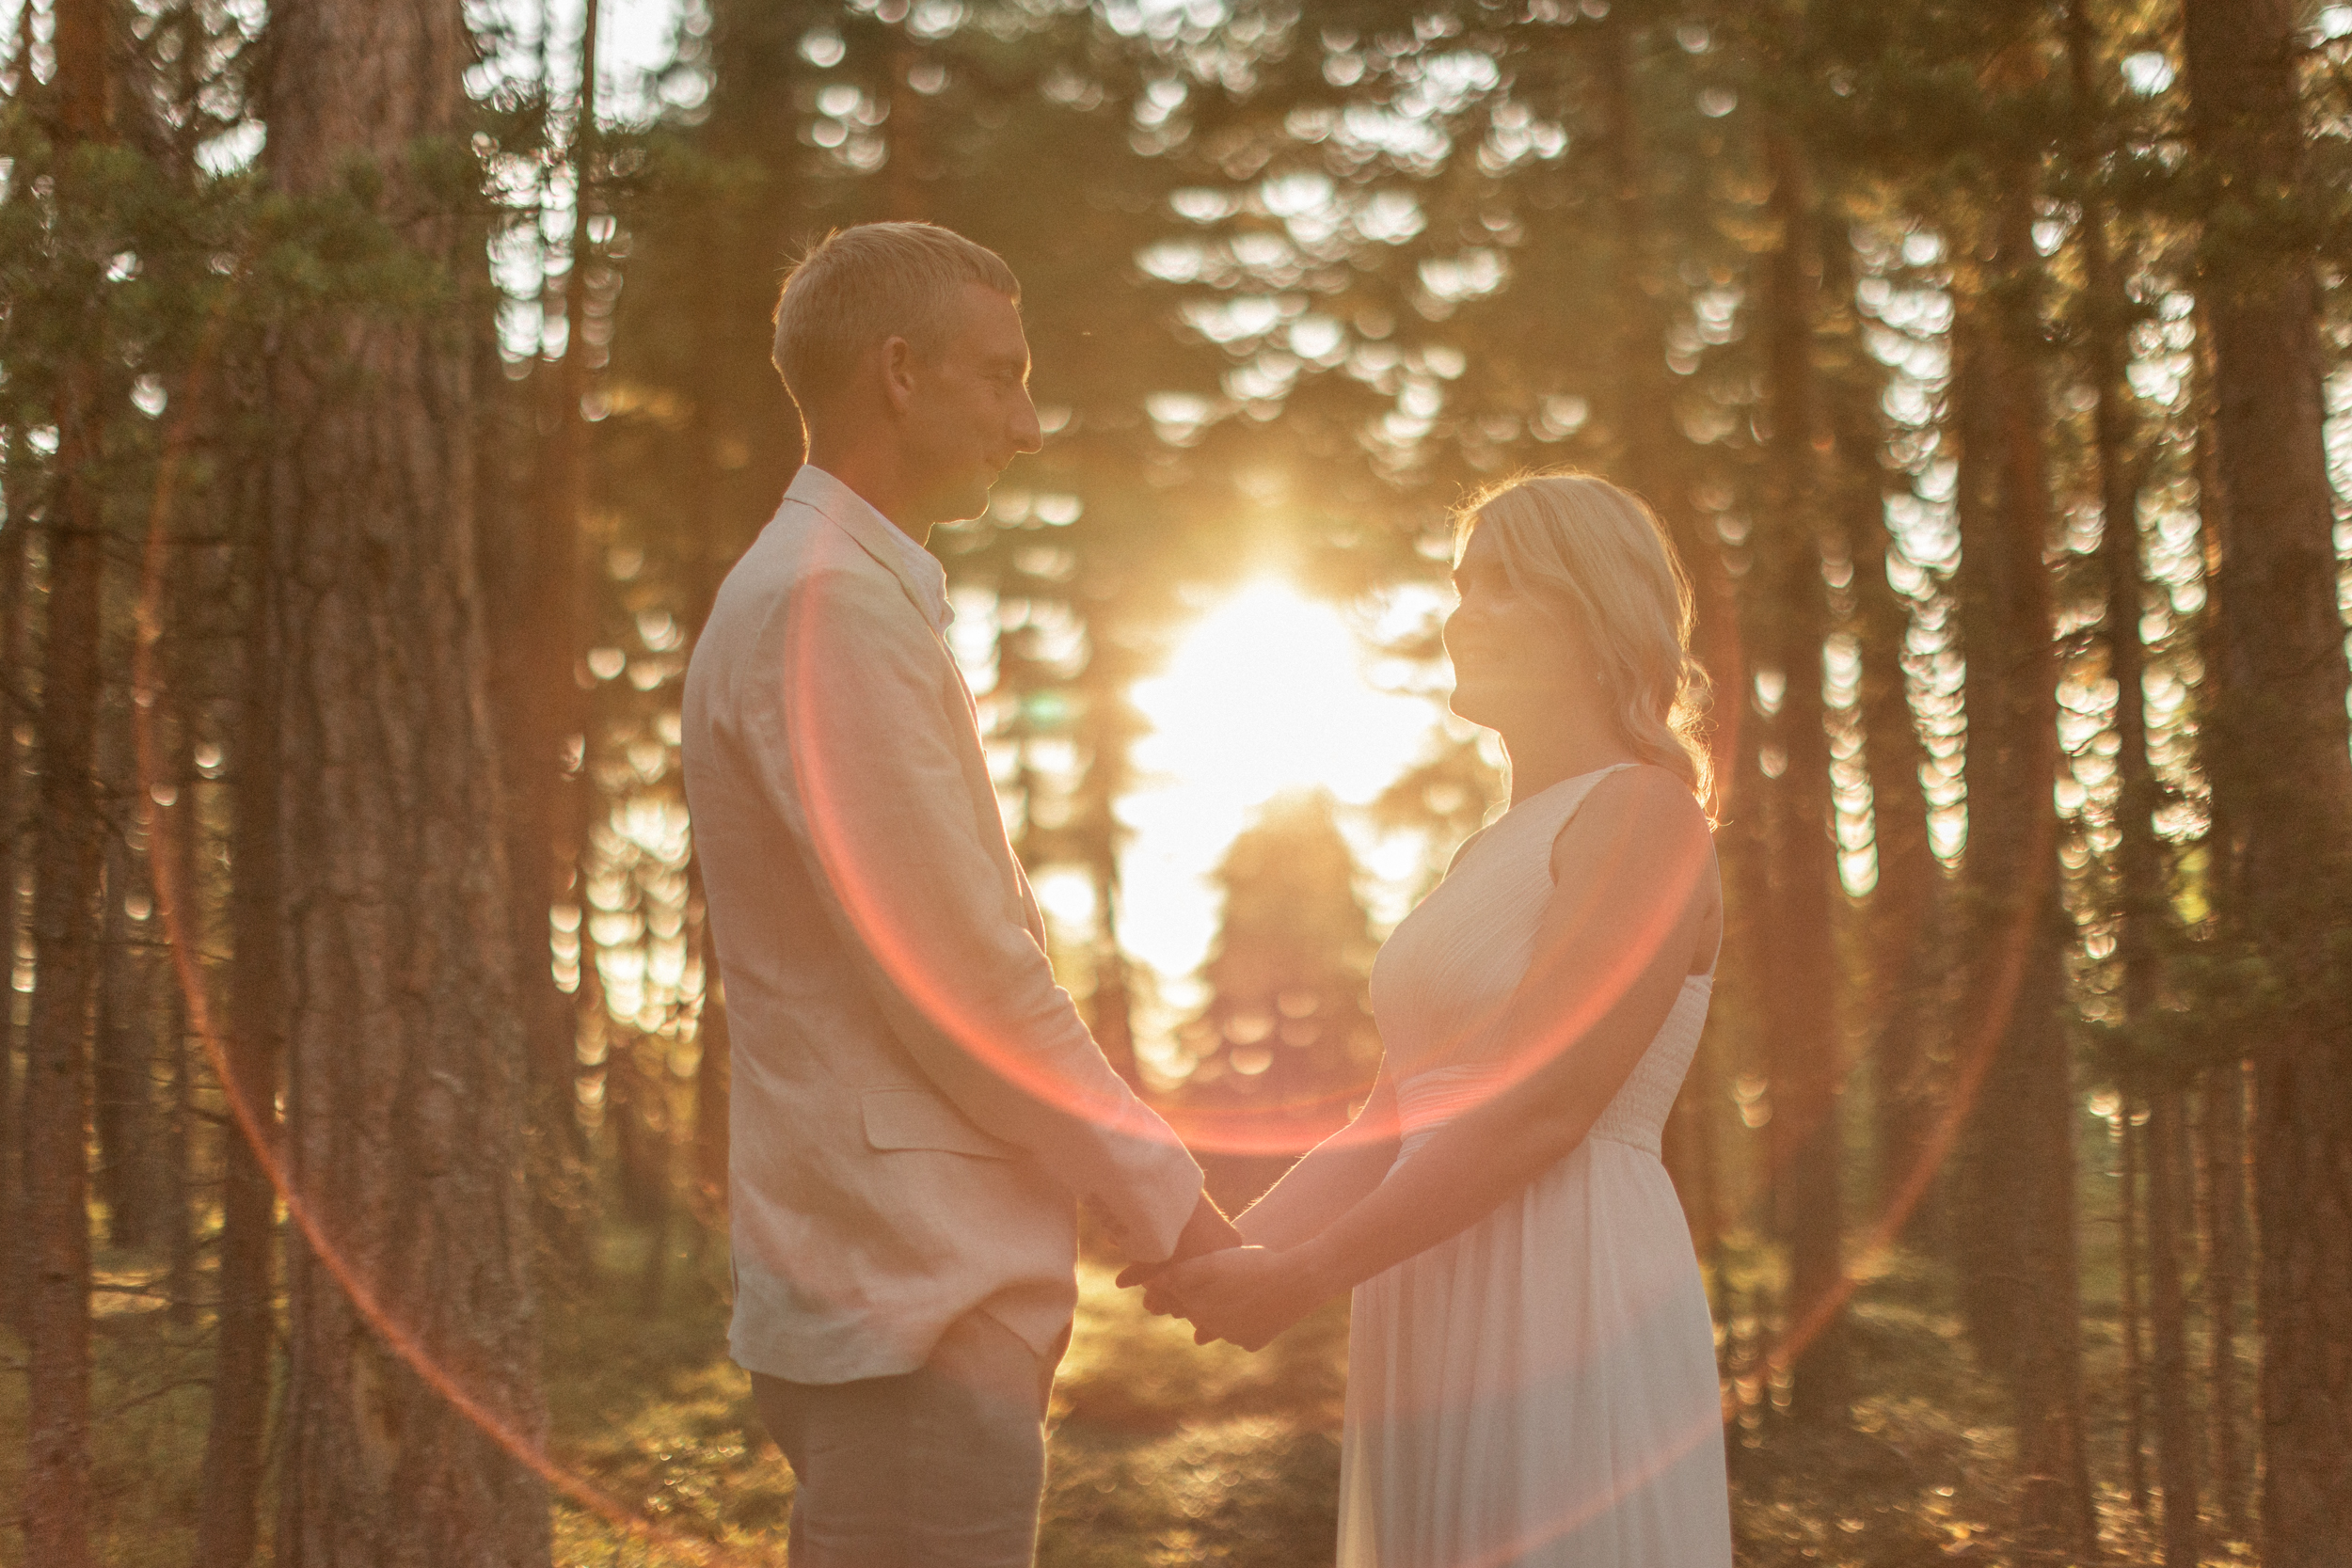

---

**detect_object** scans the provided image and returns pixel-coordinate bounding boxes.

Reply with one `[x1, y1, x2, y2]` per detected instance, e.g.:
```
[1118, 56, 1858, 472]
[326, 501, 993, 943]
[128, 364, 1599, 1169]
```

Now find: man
[680, 222, 1235, 1567]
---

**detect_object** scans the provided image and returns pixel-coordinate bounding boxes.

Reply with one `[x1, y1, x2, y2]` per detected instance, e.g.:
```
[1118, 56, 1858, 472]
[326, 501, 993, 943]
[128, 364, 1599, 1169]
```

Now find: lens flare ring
[130, 281, 770, 1565]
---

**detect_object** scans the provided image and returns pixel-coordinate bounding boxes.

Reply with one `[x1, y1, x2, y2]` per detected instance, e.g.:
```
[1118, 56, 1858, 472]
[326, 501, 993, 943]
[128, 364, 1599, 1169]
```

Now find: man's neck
[804, 440, 930, 545]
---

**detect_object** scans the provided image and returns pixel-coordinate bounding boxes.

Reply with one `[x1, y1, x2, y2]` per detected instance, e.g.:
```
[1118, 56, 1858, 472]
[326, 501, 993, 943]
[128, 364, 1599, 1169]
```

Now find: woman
[1153, 472, 1733, 1567]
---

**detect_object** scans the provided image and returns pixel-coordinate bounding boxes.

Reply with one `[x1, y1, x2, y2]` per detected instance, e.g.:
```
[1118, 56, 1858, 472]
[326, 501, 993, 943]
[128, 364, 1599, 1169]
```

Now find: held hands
[1154, 1245, 1327, 1352]
[1113, 1191, 1239, 1310]
[1113, 1191, 1330, 1351]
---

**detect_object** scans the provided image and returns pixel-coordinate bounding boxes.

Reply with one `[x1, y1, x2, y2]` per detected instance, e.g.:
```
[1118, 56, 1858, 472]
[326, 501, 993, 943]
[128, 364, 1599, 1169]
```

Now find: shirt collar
[785, 464, 952, 633]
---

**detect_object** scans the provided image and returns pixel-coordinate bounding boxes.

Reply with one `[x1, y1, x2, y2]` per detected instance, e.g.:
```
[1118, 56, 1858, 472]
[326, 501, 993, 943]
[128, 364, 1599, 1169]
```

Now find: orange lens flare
[126, 337, 2008, 1556]
[131, 328, 771, 1565]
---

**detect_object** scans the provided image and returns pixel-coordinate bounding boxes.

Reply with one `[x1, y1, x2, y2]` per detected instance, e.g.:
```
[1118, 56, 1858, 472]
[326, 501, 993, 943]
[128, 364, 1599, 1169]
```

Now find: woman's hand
[1159, 1244, 1330, 1352]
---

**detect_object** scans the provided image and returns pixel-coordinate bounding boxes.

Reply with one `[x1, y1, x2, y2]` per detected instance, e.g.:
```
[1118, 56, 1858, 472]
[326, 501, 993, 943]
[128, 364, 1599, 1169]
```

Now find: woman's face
[1444, 522, 1596, 733]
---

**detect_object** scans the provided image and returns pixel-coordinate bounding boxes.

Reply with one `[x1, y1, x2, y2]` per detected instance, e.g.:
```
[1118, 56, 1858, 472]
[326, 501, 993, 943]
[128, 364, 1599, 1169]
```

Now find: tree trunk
[1757, 124, 1849, 1425]
[485, 0, 598, 1266]
[2122, 1105, 2151, 1515]
[2188, 304, 2254, 1549]
[262, 3, 550, 1562]
[2146, 1088, 2201, 1565]
[23, 2, 113, 1559]
[2181, 6, 2352, 1561]
[157, 672, 200, 1330]
[0, 503, 25, 1332]
[2201, 1061, 2251, 1542]
[198, 556, 286, 1568]
[93, 720, 160, 1252]
[1949, 182, 2098, 1557]
[2064, 13, 2200, 1548]
[1818, 218, 1940, 1244]
[1590, 14, 1741, 804]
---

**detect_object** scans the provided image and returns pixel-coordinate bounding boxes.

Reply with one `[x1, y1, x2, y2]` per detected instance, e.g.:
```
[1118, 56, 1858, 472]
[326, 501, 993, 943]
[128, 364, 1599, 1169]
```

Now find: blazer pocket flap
[861, 1088, 1018, 1160]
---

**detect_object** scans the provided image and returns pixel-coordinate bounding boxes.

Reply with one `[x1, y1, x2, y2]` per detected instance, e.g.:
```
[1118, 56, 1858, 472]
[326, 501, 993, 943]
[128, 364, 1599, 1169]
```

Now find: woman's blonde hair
[1455, 471, 1715, 815]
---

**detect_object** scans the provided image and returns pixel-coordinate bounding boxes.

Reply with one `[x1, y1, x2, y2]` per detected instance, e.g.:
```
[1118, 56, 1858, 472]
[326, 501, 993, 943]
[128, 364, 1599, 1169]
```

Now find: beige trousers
[751, 1309, 1067, 1568]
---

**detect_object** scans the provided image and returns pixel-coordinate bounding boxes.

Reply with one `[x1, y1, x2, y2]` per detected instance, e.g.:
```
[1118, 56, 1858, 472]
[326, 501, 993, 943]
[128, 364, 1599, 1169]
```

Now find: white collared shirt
[786, 463, 952, 633]
[679, 468, 1203, 1385]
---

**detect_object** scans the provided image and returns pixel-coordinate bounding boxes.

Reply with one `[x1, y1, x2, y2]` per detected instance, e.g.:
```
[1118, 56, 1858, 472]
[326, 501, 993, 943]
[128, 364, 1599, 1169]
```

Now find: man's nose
[1011, 392, 1043, 455]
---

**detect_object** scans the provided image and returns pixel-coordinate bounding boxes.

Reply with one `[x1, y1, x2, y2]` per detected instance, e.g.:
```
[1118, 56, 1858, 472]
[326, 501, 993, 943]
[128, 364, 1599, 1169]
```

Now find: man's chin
[930, 482, 993, 529]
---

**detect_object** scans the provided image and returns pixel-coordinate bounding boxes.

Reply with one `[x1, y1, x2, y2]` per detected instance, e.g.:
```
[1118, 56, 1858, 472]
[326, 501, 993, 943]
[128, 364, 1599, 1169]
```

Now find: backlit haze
[1030, 576, 1470, 1053]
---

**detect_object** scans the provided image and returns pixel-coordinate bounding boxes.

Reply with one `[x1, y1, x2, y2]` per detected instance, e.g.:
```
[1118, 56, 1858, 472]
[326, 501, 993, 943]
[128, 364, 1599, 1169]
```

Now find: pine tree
[258, 1, 550, 1560]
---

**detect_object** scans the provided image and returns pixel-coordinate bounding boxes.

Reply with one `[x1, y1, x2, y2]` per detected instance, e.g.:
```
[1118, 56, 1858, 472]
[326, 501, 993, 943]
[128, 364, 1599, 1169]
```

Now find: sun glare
[1108, 576, 1448, 994]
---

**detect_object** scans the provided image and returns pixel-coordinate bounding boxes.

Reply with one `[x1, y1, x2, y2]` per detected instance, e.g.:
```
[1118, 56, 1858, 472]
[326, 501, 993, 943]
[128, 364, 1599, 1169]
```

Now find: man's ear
[880, 335, 919, 415]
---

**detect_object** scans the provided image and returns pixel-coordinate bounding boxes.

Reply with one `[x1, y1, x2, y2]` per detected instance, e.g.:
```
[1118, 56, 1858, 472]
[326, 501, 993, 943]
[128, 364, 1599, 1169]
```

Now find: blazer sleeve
[747, 562, 1203, 1260]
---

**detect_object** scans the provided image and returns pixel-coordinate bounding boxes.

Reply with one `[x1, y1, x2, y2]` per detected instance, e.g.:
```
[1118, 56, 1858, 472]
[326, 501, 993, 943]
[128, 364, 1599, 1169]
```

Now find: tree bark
[93, 716, 160, 1252]
[2122, 1105, 2151, 1515]
[2180, 6, 2352, 1561]
[157, 672, 200, 1329]
[1757, 123, 1849, 1424]
[1814, 205, 1942, 1243]
[0, 502, 25, 1333]
[198, 551, 283, 1568]
[22, 2, 113, 1560]
[1590, 15, 1741, 804]
[2146, 1088, 2201, 1564]
[2201, 1061, 2252, 1542]
[2064, 12, 2200, 1549]
[262, 3, 550, 1562]
[1949, 182, 2098, 1557]
[485, 0, 598, 1266]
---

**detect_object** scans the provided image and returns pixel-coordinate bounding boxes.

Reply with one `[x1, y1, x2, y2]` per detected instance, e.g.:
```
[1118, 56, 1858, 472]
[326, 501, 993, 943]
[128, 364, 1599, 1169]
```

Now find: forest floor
[0, 1225, 2263, 1566]
[534, 1232, 2253, 1568]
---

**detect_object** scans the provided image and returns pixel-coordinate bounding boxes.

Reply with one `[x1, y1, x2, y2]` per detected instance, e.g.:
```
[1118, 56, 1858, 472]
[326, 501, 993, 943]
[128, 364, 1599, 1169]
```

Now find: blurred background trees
[2, 0, 2349, 1562]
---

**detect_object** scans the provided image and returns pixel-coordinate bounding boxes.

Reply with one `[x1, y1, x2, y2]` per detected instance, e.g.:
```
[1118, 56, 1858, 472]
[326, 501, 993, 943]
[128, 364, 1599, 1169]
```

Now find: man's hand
[1114, 1192, 1239, 1315]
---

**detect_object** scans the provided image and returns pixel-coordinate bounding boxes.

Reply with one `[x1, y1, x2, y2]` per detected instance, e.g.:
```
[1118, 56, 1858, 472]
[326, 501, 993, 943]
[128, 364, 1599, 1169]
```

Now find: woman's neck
[1501, 720, 1637, 804]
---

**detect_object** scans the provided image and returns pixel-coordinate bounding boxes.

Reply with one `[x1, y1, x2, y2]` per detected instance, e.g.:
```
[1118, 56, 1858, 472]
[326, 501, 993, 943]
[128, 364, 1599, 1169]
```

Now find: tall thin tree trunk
[0, 505, 25, 1332]
[155, 638, 201, 1328]
[2201, 1061, 2251, 1542]
[2146, 1089, 2201, 1563]
[2181, 7, 2352, 1561]
[1818, 213, 1941, 1241]
[263, 3, 550, 1561]
[93, 719, 159, 1252]
[1950, 174, 2098, 1557]
[198, 549, 285, 1568]
[1757, 123, 1849, 1424]
[486, 0, 598, 1269]
[2188, 304, 2254, 1548]
[2122, 1106, 2151, 1515]
[2065, 12, 2201, 1550]
[1591, 15, 1741, 800]
[22, 3, 113, 1560]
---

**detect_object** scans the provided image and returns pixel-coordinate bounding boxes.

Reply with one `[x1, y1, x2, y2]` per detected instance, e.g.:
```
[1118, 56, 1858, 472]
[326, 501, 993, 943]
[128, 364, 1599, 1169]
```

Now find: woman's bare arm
[1234, 1074, 1401, 1250]
[1163, 767, 1718, 1348]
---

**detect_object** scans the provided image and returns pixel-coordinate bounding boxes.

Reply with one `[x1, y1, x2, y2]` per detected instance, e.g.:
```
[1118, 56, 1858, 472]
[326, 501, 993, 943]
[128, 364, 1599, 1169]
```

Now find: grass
[0, 1219, 2265, 1566]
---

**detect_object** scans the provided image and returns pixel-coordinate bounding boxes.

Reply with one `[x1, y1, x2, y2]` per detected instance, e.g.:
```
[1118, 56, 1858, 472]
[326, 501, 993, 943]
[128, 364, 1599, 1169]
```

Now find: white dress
[1338, 765, 1733, 1568]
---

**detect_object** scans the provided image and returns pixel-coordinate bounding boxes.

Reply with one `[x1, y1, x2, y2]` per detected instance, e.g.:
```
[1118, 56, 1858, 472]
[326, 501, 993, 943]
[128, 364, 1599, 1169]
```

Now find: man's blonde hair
[1455, 471, 1716, 816]
[771, 222, 1021, 415]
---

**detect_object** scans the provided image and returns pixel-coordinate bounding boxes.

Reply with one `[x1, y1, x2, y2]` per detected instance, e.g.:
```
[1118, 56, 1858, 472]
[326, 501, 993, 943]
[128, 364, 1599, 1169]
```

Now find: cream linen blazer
[682, 466, 1202, 1385]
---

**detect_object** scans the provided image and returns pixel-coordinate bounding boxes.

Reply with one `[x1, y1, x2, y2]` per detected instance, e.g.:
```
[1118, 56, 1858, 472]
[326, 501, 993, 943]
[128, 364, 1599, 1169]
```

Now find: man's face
[900, 283, 1042, 528]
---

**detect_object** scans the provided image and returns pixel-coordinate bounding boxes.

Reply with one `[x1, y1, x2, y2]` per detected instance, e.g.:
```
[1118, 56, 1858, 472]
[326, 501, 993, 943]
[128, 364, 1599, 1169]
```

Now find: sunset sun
[1109, 575, 1450, 990]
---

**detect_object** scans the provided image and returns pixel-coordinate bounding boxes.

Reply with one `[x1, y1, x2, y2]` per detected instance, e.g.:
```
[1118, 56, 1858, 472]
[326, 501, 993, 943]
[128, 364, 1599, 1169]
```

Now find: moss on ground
[0, 1224, 2261, 1565]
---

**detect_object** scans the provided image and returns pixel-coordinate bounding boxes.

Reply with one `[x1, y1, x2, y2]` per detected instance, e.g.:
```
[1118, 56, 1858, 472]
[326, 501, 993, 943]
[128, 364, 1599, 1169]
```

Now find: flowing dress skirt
[1337, 1133, 1733, 1568]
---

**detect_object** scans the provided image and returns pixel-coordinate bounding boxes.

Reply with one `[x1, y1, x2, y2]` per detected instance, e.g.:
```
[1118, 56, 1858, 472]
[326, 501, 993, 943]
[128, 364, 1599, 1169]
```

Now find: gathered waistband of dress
[1393, 1063, 1661, 1160]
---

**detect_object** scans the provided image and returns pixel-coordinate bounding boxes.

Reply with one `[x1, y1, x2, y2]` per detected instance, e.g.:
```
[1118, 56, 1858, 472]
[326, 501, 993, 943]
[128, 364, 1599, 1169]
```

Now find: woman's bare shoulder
[1552, 763, 1712, 865]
